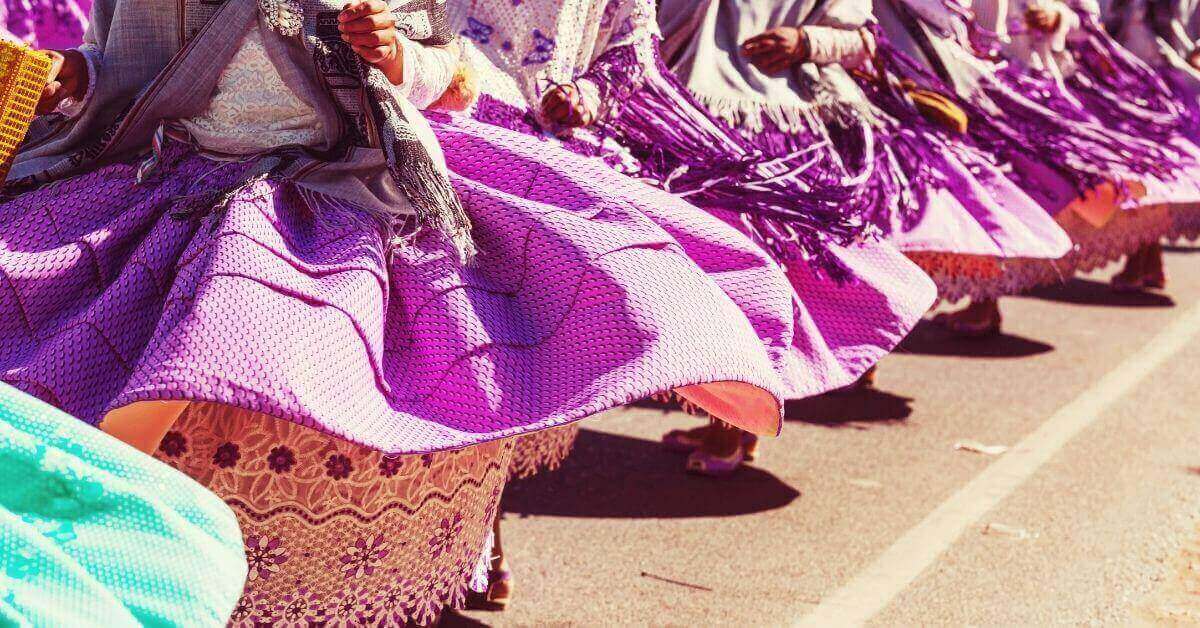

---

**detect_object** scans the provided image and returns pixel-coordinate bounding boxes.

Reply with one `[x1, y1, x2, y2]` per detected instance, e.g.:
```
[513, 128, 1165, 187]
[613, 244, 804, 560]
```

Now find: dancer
[0, 383, 246, 625]
[2, 0, 814, 621]
[871, 0, 1186, 305]
[450, 0, 934, 476]
[1104, 0, 1200, 276]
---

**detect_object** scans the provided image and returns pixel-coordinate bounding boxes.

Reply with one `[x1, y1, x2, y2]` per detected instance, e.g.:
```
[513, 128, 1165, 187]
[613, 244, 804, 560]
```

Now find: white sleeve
[388, 37, 459, 110]
[803, 25, 875, 69]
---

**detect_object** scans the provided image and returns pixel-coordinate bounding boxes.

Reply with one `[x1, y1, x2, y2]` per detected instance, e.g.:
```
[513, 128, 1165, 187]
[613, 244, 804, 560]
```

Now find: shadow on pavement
[1163, 244, 1200, 253]
[439, 610, 491, 627]
[1023, 278, 1175, 307]
[898, 320, 1054, 358]
[784, 387, 913, 427]
[501, 429, 800, 519]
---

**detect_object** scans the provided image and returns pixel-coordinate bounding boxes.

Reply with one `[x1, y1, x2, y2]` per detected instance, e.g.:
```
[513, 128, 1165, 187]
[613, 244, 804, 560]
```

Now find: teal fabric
[0, 385, 246, 627]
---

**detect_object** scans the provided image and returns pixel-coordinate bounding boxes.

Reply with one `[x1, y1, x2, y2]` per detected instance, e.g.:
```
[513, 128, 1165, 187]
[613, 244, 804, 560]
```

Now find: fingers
[44, 50, 65, 84]
[541, 85, 592, 127]
[352, 44, 391, 64]
[746, 47, 793, 74]
[741, 35, 782, 56]
[339, 11, 395, 33]
[343, 30, 393, 47]
[339, 0, 389, 22]
[36, 81, 65, 115]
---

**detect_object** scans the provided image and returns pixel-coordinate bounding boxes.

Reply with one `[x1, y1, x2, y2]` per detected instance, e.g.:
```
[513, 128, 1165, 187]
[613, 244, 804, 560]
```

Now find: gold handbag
[0, 40, 53, 181]
[861, 29, 969, 135]
[899, 79, 969, 135]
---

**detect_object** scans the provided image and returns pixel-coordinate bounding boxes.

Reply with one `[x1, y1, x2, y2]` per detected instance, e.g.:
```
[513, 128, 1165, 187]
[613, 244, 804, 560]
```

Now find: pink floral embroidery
[244, 536, 289, 581]
[428, 513, 463, 559]
[271, 588, 324, 626]
[327, 586, 375, 626]
[325, 453, 353, 480]
[158, 431, 187, 457]
[212, 442, 240, 468]
[340, 535, 391, 578]
[266, 446, 296, 473]
[378, 455, 403, 477]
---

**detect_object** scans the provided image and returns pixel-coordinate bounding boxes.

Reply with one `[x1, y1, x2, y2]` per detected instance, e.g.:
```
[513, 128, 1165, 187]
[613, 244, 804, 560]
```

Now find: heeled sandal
[664, 425, 759, 462]
[931, 311, 1001, 338]
[685, 441, 747, 477]
[467, 566, 513, 611]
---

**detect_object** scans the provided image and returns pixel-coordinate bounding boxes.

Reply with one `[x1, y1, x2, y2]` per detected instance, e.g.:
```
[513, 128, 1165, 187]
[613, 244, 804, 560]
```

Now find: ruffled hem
[156, 403, 512, 627]
[905, 252, 1056, 302]
[964, 205, 1175, 293]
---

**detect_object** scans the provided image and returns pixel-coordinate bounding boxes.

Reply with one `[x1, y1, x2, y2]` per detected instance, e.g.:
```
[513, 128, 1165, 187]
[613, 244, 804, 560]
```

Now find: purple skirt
[0, 117, 932, 453]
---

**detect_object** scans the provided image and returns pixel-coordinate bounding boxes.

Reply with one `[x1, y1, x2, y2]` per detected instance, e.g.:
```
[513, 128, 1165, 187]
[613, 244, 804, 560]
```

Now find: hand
[1024, 7, 1061, 33]
[339, 0, 405, 84]
[540, 84, 595, 128]
[36, 49, 88, 115]
[740, 27, 808, 74]
[1188, 48, 1200, 71]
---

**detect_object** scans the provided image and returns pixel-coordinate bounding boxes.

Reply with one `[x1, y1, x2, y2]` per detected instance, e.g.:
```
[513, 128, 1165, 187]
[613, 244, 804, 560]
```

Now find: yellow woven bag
[0, 40, 53, 181]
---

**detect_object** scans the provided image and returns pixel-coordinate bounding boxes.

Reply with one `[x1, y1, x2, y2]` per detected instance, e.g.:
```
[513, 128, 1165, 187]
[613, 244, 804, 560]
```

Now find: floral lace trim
[155, 402, 514, 626]
[909, 205, 1175, 302]
[508, 423, 582, 480]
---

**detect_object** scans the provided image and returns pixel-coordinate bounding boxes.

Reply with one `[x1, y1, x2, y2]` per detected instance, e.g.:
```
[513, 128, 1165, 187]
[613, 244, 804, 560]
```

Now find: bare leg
[1112, 245, 1149, 291]
[99, 400, 191, 454]
[1143, 243, 1166, 289]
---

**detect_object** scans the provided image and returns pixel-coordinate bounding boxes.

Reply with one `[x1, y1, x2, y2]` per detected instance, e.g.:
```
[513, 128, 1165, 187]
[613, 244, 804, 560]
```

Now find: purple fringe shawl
[1064, 20, 1187, 145]
[583, 42, 894, 279]
[874, 28, 1163, 197]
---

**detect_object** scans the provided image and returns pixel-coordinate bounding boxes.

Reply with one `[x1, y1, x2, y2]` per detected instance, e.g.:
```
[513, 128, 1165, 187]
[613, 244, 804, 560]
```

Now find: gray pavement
[450, 244, 1200, 627]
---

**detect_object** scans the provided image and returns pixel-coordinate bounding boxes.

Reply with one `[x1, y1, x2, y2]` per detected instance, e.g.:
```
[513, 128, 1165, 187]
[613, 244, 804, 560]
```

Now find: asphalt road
[450, 244, 1200, 627]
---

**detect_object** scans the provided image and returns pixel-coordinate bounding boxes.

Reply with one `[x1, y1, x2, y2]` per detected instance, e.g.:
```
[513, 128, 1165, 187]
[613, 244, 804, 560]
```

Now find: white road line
[796, 300, 1200, 627]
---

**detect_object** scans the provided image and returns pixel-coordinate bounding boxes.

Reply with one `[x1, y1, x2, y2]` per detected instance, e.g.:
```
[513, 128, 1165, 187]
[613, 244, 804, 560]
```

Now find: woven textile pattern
[0, 112, 820, 453]
[155, 402, 512, 626]
[0, 384, 246, 626]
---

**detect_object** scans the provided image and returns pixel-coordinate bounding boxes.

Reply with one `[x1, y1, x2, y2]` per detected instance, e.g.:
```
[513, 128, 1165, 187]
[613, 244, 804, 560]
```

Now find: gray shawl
[657, 0, 876, 132]
[11, 0, 473, 255]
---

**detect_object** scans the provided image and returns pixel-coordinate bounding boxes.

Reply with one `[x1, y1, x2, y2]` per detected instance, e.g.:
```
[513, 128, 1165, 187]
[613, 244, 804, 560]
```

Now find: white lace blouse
[182, 25, 324, 155]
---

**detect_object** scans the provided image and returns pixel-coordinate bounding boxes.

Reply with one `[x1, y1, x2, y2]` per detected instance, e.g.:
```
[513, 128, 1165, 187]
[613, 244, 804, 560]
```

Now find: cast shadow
[785, 387, 914, 427]
[438, 610, 491, 627]
[898, 320, 1054, 358]
[1023, 278, 1175, 307]
[500, 429, 800, 519]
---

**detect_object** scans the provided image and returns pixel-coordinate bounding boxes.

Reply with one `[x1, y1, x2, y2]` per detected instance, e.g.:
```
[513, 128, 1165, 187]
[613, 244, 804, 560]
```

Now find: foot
[1143, 244, 1167, 290]
[662, 423, 715, 454]
[467, 559, 513, 611]
[833, 365, 877, 394]
[1112, 247, 1148, 292]
[685, 423, 748, 477]
[931, 299, 1002, 338]
[665, 422, 758, 461]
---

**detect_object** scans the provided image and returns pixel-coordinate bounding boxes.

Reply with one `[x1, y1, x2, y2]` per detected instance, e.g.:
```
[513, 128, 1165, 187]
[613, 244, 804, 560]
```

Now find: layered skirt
[0, 113, 934, 622]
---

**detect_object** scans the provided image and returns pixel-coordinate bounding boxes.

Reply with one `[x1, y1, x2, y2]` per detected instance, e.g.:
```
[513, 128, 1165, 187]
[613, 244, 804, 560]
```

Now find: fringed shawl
[657, 0, 877, 133]
[11, 0, 475, 256]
